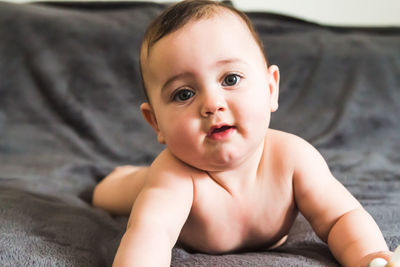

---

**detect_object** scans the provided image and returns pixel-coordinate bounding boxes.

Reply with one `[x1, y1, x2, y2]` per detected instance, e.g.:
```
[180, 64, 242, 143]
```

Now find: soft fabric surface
[0, 1, 399, 266]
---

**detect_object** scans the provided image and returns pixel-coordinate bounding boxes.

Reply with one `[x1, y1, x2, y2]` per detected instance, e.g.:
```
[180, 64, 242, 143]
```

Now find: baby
[92, 1, 392, 266]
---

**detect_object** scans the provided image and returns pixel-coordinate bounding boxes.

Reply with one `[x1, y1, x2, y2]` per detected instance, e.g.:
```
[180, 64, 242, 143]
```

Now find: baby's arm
[113, 150, 193, 267]
[290, 136, 390, 267]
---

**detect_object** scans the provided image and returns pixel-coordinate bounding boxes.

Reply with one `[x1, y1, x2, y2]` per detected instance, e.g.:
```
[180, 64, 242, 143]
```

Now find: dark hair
[140, 0, 266, 102]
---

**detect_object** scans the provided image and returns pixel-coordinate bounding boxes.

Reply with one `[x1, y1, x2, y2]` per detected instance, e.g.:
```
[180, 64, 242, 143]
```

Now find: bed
[0, 1, 399, 266]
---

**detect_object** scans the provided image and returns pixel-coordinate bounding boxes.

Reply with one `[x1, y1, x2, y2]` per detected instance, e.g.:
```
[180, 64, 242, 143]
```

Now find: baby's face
[141, 11, 279, 171]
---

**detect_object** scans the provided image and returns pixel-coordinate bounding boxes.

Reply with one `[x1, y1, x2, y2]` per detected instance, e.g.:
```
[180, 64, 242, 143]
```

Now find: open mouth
[207, 124, 236, 139]
[212, 125, 233, 133]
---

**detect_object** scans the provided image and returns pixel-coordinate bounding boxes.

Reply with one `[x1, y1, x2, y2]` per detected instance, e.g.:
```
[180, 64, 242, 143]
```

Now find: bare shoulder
[265, 129, 318, 169]
[267, 129, 313, 149]
[126, 148, 196, 239]
[146, 148, 199, 189]
[267, 129, 323, 161]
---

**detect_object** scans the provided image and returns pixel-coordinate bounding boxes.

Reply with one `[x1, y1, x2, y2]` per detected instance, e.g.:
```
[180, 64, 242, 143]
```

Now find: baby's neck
[206, 139, 266, 197]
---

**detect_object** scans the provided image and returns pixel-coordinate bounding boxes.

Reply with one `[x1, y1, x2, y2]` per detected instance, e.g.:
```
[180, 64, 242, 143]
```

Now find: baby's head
[139, 0, 279, 170]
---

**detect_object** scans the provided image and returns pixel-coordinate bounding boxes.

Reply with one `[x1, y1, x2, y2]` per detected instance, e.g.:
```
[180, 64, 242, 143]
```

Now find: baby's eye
[172, 89, 195, 102]
[222, 74, 241, 86]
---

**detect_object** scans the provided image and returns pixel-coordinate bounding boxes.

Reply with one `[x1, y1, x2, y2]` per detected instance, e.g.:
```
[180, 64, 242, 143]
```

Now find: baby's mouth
[207, 124, 236, 138]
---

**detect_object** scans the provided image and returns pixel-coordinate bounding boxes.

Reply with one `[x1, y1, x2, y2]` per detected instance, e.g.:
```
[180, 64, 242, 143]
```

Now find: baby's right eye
[172, 89, 195, 102]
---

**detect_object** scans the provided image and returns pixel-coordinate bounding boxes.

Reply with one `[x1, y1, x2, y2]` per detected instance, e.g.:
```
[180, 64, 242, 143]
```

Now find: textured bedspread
[0, 1, 399, 266]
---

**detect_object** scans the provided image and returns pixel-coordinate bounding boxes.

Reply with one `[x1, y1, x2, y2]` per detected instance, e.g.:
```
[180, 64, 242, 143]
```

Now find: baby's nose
[200, 92, 226, 117]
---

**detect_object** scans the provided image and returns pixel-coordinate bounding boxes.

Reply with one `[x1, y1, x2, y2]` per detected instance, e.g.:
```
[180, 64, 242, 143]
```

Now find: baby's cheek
[167, 121, 198, 147]
[242, 96, 269, 119]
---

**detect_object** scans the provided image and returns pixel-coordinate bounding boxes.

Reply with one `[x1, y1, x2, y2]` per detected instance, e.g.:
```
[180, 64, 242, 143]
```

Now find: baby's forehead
[141, 10, 254, 70]
[143, 9, 246, 54]
[145, 16, 246, 70]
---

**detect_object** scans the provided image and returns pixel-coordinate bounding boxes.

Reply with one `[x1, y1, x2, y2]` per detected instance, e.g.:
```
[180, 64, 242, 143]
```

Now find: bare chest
[177, 173, 298, 254]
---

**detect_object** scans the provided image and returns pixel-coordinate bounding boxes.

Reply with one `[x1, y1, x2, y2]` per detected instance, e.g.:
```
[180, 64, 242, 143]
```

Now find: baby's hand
[364, 245, 400, 267]
[359, 251, 392, 267]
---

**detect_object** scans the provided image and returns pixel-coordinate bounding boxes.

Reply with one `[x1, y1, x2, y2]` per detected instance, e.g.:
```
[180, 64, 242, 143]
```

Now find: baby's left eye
[222, 74, 241, 86]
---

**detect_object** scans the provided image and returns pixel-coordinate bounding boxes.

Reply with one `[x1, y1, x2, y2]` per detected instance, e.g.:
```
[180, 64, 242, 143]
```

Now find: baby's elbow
[313, 221, 332, 243]
[326, 207, 365, 242]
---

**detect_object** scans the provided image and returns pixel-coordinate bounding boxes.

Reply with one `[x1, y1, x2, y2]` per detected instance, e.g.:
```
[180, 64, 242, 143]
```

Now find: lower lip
[207, 127, 235, 141]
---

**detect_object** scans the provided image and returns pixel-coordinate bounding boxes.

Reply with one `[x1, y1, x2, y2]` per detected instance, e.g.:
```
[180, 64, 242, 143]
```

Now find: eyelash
[169, 73, 244, 102]
[171, 88, 195, 102]
[222, 73, 242, 87]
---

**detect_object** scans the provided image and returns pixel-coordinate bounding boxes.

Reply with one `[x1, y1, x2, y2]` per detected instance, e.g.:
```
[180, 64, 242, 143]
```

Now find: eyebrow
[161, 72, 192, 93]
[160, 58, 247, 92]
[215, 57, 246, 66]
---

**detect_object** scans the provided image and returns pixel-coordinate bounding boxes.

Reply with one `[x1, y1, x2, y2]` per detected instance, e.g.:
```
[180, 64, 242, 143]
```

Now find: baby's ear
[140, 102, 166, 144]
[268, 65, 280, 112]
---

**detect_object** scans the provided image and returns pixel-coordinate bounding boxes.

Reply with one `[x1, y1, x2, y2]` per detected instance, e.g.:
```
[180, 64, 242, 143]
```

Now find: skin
[92, 9, 391, 267]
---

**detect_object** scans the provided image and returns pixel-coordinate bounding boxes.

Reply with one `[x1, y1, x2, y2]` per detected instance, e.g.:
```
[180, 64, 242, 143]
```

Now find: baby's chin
[184, 154, 248, 173]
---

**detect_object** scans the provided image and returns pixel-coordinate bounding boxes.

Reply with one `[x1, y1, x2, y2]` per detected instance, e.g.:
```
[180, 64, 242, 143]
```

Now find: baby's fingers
[360, 251, 392, 267]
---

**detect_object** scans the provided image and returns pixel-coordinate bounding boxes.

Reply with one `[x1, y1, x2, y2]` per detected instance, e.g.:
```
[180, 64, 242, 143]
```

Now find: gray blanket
[0, 1, 399, 266]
